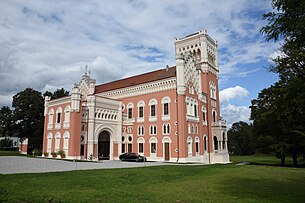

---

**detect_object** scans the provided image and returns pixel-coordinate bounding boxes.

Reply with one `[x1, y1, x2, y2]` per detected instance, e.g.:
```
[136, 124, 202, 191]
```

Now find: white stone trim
[96, 78, 176, 99]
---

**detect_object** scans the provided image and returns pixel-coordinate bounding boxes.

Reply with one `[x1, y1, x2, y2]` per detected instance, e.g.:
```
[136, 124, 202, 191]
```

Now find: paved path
[0, 156, 168, 174]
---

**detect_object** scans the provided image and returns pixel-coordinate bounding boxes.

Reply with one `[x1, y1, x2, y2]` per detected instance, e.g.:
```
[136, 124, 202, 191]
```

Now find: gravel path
[0, 156, 168, 174]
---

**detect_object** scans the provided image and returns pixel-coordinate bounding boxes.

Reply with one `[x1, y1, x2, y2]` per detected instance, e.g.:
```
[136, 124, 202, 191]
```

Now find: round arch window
[128, 136, 132, 142]
[122, 136, 125, 142]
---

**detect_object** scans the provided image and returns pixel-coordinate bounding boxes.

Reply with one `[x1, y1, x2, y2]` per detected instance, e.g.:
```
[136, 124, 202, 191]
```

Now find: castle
[42, 30, 229, 163]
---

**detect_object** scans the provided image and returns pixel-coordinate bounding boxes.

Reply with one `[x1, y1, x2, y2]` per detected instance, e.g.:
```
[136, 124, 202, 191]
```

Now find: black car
[119, 153, 147, 162]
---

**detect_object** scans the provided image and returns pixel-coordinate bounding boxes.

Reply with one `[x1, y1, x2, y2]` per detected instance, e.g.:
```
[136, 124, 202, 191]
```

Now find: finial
[85, 64, 88, 76]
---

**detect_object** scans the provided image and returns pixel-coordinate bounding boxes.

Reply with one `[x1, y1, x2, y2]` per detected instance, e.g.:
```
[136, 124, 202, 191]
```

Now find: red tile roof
[95, 66, 176, 94]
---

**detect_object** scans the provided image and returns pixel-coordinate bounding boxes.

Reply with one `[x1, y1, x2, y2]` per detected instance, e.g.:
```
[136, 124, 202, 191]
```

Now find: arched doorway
[98, 131, 110, 160]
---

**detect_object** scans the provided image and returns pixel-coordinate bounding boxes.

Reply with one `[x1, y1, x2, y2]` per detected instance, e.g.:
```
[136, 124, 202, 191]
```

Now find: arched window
[149, 137, 157, 154]
[203, 136, 207, 151]
[212, 110, 217, 123]
[56, 107, 62, 124]
[64, 106, 70, 128]
[127, 103, 134, 119]
[137, 137, 145, 154]
[213, 136, 218, 151]
[187, 136, 192, 155]
[161, 97, 171, 121]
[48, 109, 54, 129]
[222, 132, 226, 150]
[201, 107, 207, 122]
[149, 99, 157, 118]
[150, 125, 157, 135]
[55, 132, 61, 152]
[137, 101, 145, 120]
[63, 132, 70, 156]
[47, 133, 53, 153]
[195, 136, 199, 154]
[55, 107, 62, 130]
[163, 124, 170, 135]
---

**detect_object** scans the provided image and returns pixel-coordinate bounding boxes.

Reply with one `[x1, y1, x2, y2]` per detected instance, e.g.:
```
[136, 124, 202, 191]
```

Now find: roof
[95, 66, 176, 94]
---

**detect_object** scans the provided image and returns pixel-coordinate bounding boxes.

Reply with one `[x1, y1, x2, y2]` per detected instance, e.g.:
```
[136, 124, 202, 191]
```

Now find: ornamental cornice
[96, 77, 176, 100]
[47, 96, 71, 106]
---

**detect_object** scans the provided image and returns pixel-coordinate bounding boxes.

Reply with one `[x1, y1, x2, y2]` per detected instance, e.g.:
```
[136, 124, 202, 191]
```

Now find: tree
[0, 137, 13, 149]
[12, 88, 44, 152]
[250, 0, 305, 166]
[43, 88, 69, 100]
[228, 121, 255, 155]
[0, 106, 14, 137]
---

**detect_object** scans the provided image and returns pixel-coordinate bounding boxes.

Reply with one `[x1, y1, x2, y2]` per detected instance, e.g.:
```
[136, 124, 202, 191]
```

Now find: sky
[0, 0, 280, 126]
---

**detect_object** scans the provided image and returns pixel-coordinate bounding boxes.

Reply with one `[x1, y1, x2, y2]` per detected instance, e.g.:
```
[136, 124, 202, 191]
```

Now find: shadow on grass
[248, 162, 305, 168]
[221, 176, 305, 202]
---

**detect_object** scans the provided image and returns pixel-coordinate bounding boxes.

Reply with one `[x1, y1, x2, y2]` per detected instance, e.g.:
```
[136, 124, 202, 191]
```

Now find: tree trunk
[292, 152, 298, 166]
[280, 154, 285, 166]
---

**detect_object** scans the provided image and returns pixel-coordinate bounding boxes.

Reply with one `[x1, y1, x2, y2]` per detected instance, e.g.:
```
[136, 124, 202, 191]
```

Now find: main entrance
[98, 131, 110, 160]
[164, 143, 170, 161]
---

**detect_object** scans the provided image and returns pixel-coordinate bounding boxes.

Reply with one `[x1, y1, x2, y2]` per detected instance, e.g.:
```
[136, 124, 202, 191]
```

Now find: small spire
[85, 64, 88, 76]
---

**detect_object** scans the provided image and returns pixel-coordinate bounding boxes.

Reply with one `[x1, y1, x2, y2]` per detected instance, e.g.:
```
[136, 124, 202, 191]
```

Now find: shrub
[51, 151, 57, 158]
[57, 150, 65, 158]
[43, 152, 49, 157]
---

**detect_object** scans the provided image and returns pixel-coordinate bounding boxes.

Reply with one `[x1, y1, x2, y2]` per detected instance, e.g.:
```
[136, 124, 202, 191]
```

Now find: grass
[1, 154, 305, 202]
[0, 150, 25, 156]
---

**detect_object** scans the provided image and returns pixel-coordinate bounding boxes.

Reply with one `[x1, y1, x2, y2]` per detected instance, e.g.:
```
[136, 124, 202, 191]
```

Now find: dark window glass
[151, 143, 156, 153]
[139, 143, 143, 153]
[164, 103, 169, 115]
[128, 108, 132, 119]
[151, 105, 156, 116]
[139, 106, 143, 118]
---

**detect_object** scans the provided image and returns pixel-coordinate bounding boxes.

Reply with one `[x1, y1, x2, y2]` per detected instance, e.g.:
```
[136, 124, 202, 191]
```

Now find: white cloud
[219, 86, 249, 103]
[0, 0, 278, 107]
[221, 104, 250, 127]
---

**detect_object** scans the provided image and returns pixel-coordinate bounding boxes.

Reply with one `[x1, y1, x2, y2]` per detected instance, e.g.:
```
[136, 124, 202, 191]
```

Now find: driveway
[0, 156, 168, 174]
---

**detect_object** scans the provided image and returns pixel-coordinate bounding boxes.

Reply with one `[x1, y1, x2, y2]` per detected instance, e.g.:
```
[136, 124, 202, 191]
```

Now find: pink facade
[42, 30, 229, 163]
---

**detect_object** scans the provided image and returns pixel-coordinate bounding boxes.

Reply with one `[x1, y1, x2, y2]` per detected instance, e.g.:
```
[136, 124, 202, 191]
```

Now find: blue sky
[0, 0, 280, 126]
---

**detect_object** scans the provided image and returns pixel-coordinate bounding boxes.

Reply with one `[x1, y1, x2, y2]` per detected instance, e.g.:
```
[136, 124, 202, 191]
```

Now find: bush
[57, 150, 65, 158]
[43, 152, 49, 157]
[51, 152, 57, 158]
[0, 138, 13, 149]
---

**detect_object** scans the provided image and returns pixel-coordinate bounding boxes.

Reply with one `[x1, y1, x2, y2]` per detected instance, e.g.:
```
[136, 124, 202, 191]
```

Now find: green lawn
[0, 150, 24, 156]
[1, 156, 305, 202]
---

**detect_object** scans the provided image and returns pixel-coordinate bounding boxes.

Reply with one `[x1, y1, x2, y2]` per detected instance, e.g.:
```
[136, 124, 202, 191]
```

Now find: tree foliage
[12, 88, 44, 151]
[0, 106, 14, 137]
[43, 88, 69, 100]
[228, 121, 255, 155]
[0, 137, 13, 149]
[251, 0, 305, 166]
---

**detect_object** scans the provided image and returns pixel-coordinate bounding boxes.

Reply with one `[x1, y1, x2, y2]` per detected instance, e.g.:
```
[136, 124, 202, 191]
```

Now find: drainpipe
[176, 91, 179, 162]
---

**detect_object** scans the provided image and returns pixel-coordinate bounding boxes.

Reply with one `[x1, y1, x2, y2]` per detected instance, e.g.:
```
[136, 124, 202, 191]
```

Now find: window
[187, 137, 192, 154]
[194, 104, 198, 117]
[202, 107, 207, 122]
[213, 110, 216, 122]
[196, 125, 198, 134]
[122, 144, 126, 153]
[151, 143, 156, 153]
[48, 109, 54, 125]
[128, 108, 133, 119]
[163, 124, 170, 135]
[150, 137, 157, 154]
[195, 142, 199, 153]
[161, 97, 171, 121]
[139, 106, 143, 118]
[214, 136, 218, 151]
[64, 106, 70, 123]
[127, 126, 133, 133]
[191, 125, 194, 134]
[163, 103, 169, 115]
[57, 112, 61, 123]
[138, 126, 144, 136]
[139, 143, 144, 153]
[150, 125, 157, 135]
[222, 132, 226, 150]
[188, 123, 191, 134]
[150, 105, 156, 117]
[127, 103, 134, 119]
[204, 136, 207, 151]
[128, 144, 132, 152]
